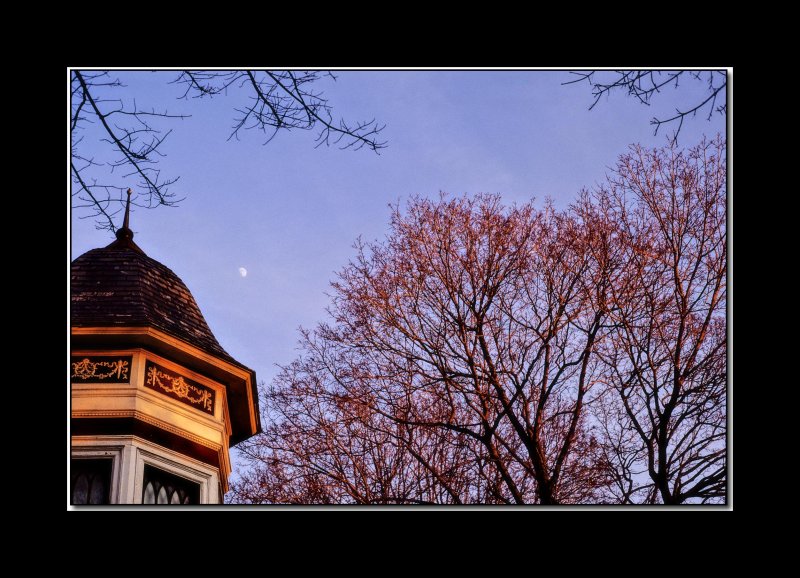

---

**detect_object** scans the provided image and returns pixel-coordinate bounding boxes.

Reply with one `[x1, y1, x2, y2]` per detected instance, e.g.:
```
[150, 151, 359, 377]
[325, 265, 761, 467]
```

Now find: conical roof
[71, 231, 237, 366]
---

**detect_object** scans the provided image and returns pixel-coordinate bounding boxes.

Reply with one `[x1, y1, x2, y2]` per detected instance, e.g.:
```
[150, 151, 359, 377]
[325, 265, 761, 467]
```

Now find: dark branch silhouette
[564, 70, 727, 144]
[71, 70, 387, 231]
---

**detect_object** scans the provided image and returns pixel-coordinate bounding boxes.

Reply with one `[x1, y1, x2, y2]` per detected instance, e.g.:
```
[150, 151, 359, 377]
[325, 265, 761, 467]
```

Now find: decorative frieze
[144, 361, 215, 415]
[71, 356, 132, 383]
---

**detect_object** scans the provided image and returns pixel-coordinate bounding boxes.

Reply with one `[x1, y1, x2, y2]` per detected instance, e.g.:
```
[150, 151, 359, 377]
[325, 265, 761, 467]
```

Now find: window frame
[134, 443, 217, 504]
[71, 435, 220, 504]
[70, 457, 115, 505]
[69, 445, 124, 504]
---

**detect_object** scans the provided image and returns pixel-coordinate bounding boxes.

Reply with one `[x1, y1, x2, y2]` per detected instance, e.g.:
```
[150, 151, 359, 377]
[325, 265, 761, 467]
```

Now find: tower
[70, 192, 261, 504]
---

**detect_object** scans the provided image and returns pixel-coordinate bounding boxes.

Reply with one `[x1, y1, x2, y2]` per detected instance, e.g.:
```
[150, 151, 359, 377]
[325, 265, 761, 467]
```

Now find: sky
[70, 70, 727, 467]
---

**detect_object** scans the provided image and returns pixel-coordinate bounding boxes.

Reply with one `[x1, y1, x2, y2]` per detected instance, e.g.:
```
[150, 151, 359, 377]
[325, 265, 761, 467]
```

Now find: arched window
[141, 465, 200, 504]
[71, 459, 112, 505]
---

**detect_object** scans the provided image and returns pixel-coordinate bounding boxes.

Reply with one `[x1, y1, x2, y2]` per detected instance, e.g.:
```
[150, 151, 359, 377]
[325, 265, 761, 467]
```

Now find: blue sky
[70, 70, 727, 441]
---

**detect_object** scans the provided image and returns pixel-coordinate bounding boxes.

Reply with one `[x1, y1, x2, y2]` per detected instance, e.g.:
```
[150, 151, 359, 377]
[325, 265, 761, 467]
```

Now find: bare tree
[233, 194, 614, 504]
[234, 357, 480, 504]
[565, 70, 727, 143]
[71, 70, 386, 231]
[593, 136, 727, 504]
[231, 137, 727, 505]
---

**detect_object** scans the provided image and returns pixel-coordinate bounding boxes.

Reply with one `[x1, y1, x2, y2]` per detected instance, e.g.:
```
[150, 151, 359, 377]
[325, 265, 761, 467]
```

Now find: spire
[122, 188, 132, 231]
[115, 189, 134, 243]
[107, 188, 144, 253]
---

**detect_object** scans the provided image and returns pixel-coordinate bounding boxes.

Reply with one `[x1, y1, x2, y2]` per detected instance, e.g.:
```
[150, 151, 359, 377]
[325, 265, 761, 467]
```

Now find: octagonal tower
[70, 194, 260, 504]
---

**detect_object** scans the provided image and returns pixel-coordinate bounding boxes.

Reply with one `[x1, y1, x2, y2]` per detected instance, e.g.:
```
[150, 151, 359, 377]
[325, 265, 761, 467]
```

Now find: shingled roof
[71, 231, 238, 366]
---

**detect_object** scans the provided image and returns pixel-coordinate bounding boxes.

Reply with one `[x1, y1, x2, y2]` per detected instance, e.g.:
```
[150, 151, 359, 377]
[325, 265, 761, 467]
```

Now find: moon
[238, 267, 247, 278]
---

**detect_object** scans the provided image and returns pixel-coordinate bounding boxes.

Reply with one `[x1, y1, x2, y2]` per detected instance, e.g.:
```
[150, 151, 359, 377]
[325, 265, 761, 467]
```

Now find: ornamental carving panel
[71, 356, 132, 383]
[144, 361, 215, 415]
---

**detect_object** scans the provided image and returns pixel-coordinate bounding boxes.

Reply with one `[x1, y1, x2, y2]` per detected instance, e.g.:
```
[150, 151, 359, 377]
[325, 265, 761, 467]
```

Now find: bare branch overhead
[71, 70, 387, 231]
[565, 70, 727, 144]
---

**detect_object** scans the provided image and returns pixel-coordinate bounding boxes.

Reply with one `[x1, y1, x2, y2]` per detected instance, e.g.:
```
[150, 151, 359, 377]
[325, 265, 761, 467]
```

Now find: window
[142, 465, 200, 504]
[71, 459, 112, 505]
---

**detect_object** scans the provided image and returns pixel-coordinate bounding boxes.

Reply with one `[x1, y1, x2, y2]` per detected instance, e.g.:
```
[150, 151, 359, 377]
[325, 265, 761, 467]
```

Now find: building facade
[70, 201, 260, 504]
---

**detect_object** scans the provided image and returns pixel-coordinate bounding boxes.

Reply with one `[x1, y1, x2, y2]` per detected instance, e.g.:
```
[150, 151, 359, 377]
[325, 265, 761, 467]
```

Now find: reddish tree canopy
[232, 136, 727, 505]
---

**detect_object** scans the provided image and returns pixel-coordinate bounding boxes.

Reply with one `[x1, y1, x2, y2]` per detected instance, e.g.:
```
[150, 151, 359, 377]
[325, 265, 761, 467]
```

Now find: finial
[115, 188, 134, 244]
[106, 188, 144, 253]
[122, 188, 132, 230]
